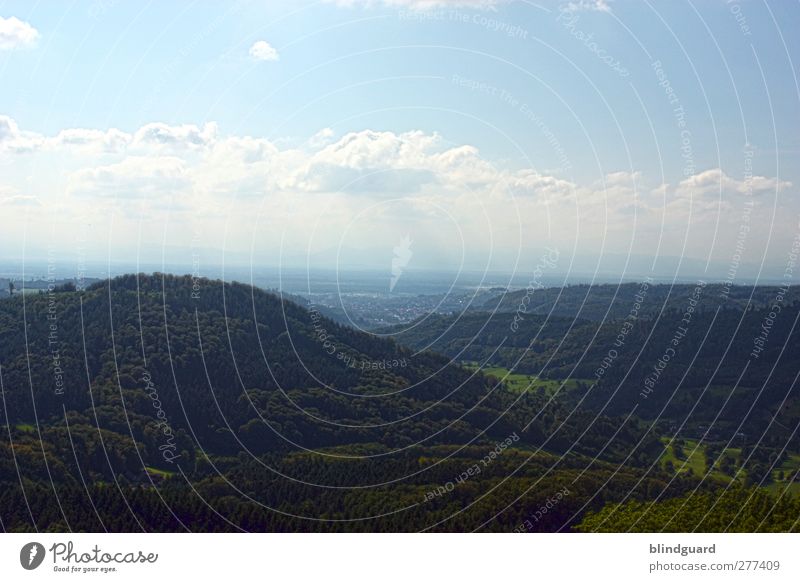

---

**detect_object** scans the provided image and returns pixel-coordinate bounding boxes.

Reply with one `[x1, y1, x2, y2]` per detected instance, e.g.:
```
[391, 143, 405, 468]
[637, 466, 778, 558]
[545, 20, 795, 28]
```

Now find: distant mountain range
[470, 282, 800, 321]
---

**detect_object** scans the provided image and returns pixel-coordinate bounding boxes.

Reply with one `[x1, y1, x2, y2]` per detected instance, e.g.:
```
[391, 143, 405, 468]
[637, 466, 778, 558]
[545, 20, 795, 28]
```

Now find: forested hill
[1, 274, 796, 532]
[0, 273, 658, 483]
[386, 294, 800, 442]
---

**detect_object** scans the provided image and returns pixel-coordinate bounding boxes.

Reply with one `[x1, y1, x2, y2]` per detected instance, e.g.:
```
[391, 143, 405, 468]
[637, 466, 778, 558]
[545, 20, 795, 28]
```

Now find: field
[659, 438, 715, 478]
[658, 438, 800, 496]
[145, 466, 177, 479]
[767, 453, 800, 496]
[461, 363, 590, 396]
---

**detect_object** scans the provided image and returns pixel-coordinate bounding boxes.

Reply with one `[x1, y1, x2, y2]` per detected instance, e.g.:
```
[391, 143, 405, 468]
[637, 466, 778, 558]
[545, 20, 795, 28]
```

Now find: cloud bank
[0, 115, 793, 272]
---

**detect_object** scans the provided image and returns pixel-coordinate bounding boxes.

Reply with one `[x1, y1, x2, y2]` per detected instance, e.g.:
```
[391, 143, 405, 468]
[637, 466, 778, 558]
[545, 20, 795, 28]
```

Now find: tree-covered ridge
[1, 442, 700, 533]
[576, 486, 800, 532]
[0, 274, 664, 466]
[0, 273, 714, 532]
[387, 297, 800, 442]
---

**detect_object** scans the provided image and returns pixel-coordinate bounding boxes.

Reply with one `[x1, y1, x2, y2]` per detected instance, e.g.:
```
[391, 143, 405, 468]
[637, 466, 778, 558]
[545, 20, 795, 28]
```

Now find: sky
[0, 0, 799, 283]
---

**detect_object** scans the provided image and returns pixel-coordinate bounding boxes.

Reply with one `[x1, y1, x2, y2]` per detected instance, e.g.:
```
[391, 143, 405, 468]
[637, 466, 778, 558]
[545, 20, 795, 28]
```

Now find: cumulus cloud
[307, 128, 335, 149]
[289, 130, 435, 193]
[0, 16, 39, 50]
[287, 129, 500, 194]
[677, 168, 792, 197]
[506, 170, 576, 200]
[1, 116, 219, 155]
[132, 121, 217, 150]
[0, 115, 22, 144]
[603, 170, 640, 186]
[0, 115, 44, 151]
[194, 135, 282, 197]
[2, 115, 793, 212]
[2, 113, 797, 272]
[308, 130, 439, 169]
[249, 40, 279, 62]
[52, 128, 132, 153]
[67, 156, 191, 200]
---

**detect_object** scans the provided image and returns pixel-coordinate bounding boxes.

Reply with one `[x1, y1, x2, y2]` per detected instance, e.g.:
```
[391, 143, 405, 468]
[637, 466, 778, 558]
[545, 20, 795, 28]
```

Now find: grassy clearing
[461, 363, 589, 395]
[660, 438, 709, 477]
[769, 453, 800, 494]
[765, 481, 800, 497]
[658, 439, 800, 496]
[145, 466, 176, 478]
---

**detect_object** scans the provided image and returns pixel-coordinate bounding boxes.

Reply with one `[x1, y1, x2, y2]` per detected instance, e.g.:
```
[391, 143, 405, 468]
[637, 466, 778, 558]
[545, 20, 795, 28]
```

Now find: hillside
[0, 273, 691, 532]
[386, 295, 800, 484]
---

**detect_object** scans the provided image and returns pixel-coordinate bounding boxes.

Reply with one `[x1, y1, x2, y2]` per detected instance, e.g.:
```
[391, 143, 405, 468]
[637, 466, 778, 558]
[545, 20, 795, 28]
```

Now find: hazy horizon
[2, 0, 799, 287]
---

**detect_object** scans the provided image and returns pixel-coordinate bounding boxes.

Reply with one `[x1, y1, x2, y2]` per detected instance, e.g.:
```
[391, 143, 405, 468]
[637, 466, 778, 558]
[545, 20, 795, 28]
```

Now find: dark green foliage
[1, 275, 796, 531]
[576, 487, 800, 532]
[388, 297, 800, 442]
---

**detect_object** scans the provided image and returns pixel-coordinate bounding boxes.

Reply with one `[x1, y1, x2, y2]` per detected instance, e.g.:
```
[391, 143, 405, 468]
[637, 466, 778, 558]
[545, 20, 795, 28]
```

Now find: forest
[0, 274, 797, 532]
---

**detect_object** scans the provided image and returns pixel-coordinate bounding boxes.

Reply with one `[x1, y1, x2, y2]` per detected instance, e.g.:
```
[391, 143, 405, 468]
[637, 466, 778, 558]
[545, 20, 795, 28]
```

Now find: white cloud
[308, 129, 439, 170]
[307, 128, 335, 149]
[289, 130, 437, 193]
[559, 0, 611, 13]
[194, 135, 281, 197]
[505, 170, 576, 200]
[249, 40, 279, 62]
[287, 129, 500, 194]
[132, 121, 217, 150]
[1, 117, 218, 154]
[0, 115, 43, 151]
[3, 116, 793, 211]
[677, 168, 791, 197]
[2, 114, 797, 272]
[0, 115, 21, 143]
[52, 128, 132, 153]
[67, 156, 191, 200]
[427, 144, 497, 186]
[0, 16, 39, 50]
[603, 170, 640, 186]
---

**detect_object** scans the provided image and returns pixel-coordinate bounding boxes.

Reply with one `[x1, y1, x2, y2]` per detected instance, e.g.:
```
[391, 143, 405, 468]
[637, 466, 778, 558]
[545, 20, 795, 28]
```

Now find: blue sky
[0, 0, 798, 281]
